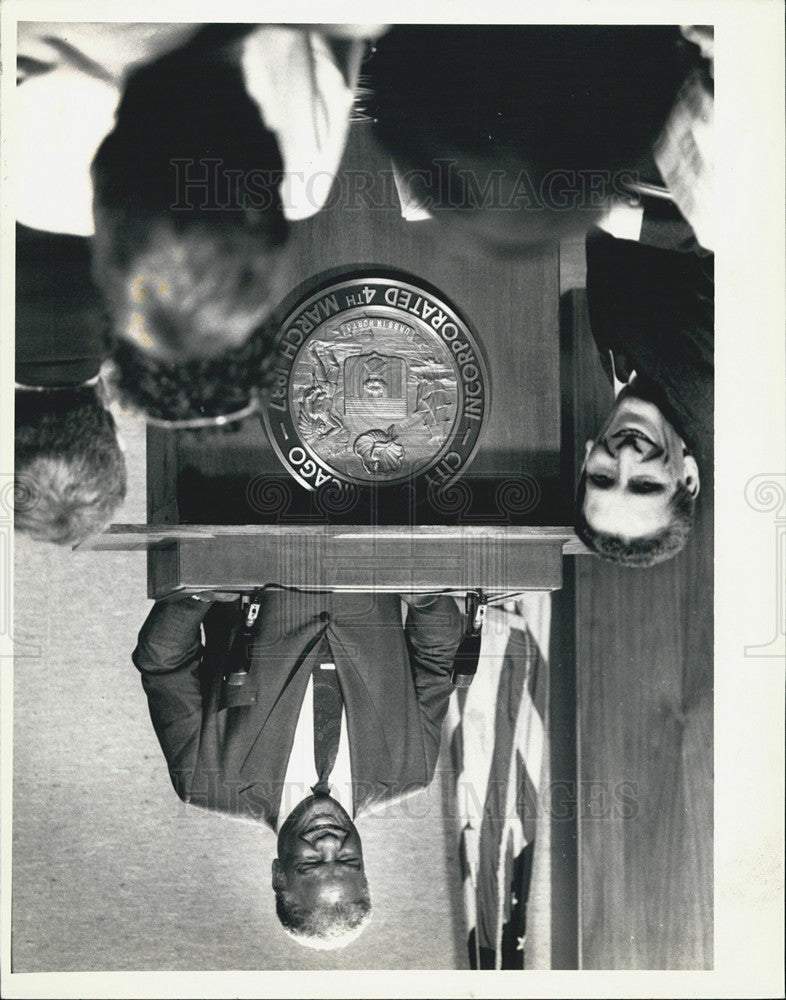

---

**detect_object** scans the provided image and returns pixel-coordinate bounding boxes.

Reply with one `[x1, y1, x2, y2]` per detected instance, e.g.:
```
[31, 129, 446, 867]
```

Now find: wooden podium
[81, 120, 585, 597]
[90, 520, 582, 597]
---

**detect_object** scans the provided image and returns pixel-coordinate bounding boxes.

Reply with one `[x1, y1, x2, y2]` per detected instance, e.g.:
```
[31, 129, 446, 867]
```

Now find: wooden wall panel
[548, 559, 580, 969]
[146, 425, 180, 524]
[568, 290, 713, 969]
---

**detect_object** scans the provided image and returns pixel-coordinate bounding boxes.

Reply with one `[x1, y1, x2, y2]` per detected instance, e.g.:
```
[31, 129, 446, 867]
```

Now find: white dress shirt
[240, 27, 360, 222]
[391, 158, 647, 238]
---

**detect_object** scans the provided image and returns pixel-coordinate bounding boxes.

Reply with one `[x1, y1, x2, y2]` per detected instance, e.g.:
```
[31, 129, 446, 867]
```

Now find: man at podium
[132, 589, 461, 949]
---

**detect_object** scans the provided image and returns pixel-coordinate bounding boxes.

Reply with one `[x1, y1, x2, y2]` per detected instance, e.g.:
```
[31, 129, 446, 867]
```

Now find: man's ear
[683, 455, 701, 498]
[271, 858, 281, 889]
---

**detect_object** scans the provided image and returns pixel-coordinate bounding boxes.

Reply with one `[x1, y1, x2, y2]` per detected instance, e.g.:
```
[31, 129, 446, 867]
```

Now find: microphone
[451, 590, 487, 688]
[224, 588, 264, 687]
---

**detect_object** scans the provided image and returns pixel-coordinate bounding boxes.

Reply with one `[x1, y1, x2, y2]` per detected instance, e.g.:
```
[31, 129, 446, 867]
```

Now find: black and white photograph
[0, 2, 783, 998]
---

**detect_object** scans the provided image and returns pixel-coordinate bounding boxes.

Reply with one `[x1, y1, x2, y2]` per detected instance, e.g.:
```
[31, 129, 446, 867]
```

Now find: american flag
[445, 593, 551, 969]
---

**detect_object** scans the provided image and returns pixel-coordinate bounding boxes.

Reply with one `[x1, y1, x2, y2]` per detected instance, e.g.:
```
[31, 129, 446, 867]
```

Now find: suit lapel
[328, 636, 396, 812]
[235, 623, 336, 825]
[239, 648, 312, 765]
[227, 664, 307, 824]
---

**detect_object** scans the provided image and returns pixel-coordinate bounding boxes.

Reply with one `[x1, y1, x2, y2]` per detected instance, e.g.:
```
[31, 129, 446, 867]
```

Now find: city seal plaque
[263, 274, 489, 492]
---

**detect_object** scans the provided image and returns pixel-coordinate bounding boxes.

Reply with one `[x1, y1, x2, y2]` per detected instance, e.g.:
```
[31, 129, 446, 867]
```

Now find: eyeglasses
[99, 358, 263, 430]
[141, 394, 261, 430]
[15, 376, 101, 392]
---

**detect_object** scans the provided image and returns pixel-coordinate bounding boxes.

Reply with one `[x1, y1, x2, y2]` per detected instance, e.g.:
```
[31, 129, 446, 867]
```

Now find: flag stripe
[449, 594, 551, 970]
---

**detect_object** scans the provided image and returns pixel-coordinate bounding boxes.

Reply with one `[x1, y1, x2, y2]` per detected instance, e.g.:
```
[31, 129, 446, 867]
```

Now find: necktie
[312, 635, 343, 796]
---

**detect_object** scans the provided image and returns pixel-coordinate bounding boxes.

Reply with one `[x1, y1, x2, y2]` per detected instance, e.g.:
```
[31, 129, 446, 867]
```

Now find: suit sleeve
[132, 596, 213, 801]
[403, 595, 462, 774]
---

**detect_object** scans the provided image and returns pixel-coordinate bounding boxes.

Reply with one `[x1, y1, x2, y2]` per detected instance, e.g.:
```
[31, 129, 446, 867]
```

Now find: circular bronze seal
[263, 274, 489, 492]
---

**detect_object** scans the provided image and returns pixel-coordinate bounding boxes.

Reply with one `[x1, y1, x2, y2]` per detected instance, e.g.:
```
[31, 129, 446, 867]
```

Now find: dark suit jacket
[133, 591, 462, 829]
[585, 227, 714, 470]
[15, 224, 105, 387]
